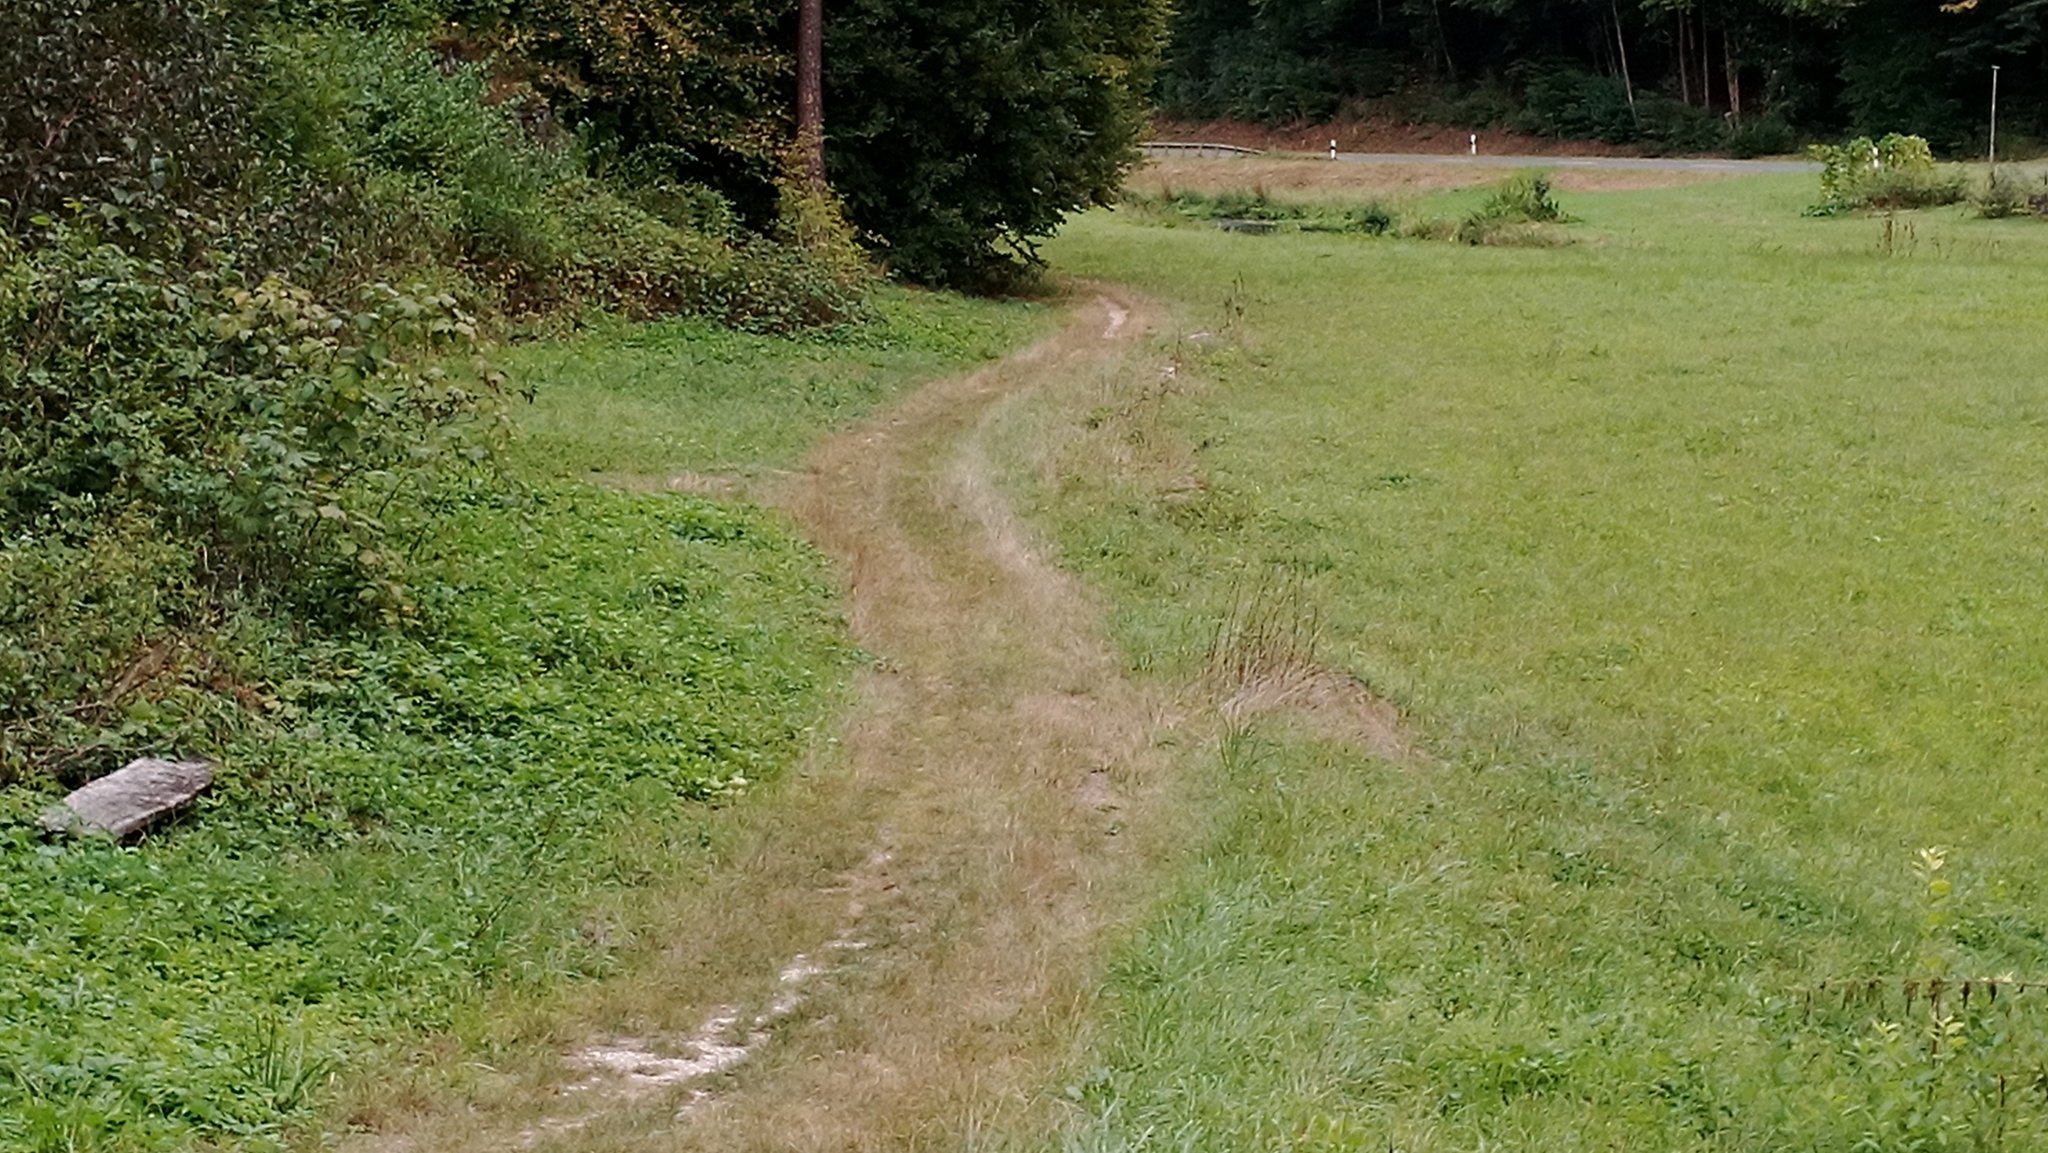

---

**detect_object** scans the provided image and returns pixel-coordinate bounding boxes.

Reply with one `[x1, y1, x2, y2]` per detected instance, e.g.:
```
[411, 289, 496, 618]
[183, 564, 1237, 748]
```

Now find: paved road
[1141, 141, 1820, 173]
[1333, 151, 1817, 173]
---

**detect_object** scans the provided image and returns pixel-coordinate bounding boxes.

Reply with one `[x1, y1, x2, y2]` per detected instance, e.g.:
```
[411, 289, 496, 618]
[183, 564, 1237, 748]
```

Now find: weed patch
[1974, 167, 2048, 219]
[0, 487, 854, 1148]
[1126, 187, 1398, 235]
[1124, 172, 1574, 247]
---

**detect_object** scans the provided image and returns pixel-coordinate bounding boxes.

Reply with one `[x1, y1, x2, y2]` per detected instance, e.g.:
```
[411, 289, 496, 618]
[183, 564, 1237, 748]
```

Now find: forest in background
[1159, 0, 2046, 155]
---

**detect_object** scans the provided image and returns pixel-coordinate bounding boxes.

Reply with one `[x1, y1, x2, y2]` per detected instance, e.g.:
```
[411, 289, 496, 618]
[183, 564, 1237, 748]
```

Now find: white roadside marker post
[1329, 138, 1338, 161]
[1470, 133, 1478, 155]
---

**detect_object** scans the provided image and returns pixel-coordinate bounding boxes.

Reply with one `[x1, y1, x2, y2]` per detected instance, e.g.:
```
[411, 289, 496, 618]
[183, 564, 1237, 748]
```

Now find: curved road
[1335, 150, 1816, 173]
[1141, 142, 1816, 173]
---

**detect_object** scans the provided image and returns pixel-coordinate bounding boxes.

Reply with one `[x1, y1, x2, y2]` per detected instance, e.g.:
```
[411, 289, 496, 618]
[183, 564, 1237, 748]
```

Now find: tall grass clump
[1456, 170, 1571, 245]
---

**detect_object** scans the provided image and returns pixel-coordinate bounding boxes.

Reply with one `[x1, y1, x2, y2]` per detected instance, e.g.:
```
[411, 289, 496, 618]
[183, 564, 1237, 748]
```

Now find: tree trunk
[1431, 0, 1459, 83]
[1700, 9, 1713, 112]
[797, 0, 825, 189]
[1722, 26, 1741, 127]
[1677, 11, 1691, 108]
[1613, 0, 1638, 125]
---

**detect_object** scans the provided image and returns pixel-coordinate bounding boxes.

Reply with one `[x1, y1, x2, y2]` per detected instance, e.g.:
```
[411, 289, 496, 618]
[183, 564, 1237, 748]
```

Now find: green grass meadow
[502, 286, 1045, 481]
[0, 288, 1036, 1150]
[1034, 174, 2048, 1150]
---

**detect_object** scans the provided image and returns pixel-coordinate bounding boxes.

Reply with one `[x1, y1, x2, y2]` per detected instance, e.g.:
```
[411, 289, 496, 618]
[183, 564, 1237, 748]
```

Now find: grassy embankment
[1022, 172, 2048, 1149]
[0, 288, 1037, 1151]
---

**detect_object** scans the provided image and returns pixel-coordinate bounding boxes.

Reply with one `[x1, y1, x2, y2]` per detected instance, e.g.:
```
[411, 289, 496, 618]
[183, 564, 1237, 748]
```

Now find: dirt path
[346, 290, 1187, 1152]
[686, 290, 1173, 1149]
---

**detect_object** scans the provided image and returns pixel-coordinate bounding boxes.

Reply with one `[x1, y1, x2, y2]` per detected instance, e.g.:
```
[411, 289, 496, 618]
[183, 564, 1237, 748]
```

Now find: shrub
[1457, 171, 1570, 245]
[1808, 134, 1965, 214]
[0, 0, 251, 238]
[249, 28, 868, 331]
[1726, 117, 1801, 159]
[1479, 171, 1566, 223]
[1421, 83, 1516, 130]
[500, 177, 867, 333]
[0, 227, 508, 779]
[251, 28, 574, 274]
[1973, 167, 2041, 219]
[1630, 95, 1725, 155]
[1510, 64, 1639, 144]
[1135, 189, 1399, 237]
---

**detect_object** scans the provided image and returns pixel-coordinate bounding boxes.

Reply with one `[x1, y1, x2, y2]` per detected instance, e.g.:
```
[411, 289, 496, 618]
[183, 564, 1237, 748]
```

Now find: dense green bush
[0, 225, 509, 781]
[826, 0, 1171, 288]
[1, 3, 872, 783]
[1, 0, 251, 238]
[1509, 65, 1723, 154]
[253, 27, 571, 273]
[1725, 117, 1801, 159]
[247, 27, 866, 329]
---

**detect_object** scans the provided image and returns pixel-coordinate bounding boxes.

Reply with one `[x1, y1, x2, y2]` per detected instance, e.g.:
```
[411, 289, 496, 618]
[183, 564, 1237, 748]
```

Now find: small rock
[40, 758, 215, 840]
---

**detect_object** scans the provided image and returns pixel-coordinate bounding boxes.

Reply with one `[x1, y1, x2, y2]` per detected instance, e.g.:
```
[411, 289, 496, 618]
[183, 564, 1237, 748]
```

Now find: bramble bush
[0, 223, 508, 783]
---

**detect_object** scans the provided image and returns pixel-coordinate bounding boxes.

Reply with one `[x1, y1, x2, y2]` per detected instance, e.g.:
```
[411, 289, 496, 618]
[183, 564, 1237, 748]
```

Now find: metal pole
[1990, 65, 2001, 170]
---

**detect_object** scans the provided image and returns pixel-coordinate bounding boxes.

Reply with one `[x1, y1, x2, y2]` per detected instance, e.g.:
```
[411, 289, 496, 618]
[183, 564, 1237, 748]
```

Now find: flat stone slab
[40, 758, 215, 840]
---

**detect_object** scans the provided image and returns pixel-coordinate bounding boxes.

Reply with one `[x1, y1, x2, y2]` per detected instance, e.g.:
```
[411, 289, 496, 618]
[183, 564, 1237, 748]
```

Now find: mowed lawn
[1034, 175, 2048, 1150]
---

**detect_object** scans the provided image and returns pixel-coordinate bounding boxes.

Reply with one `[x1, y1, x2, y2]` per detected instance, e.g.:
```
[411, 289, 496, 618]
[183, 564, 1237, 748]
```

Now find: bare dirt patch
[1129, 155, 1740, 200]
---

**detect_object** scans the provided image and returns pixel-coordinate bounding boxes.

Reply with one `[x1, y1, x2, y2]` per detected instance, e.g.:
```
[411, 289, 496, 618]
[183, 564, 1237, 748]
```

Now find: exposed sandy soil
[1127, 154, 1742, 199]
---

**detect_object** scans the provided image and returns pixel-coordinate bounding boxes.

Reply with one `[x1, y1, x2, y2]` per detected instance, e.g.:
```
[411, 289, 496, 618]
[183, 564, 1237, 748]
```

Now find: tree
[825, 0, 1171, 287]
[1152, 0, 2048, 153]
[798, 0, 824, 187]
[494, 0, 793, 223]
